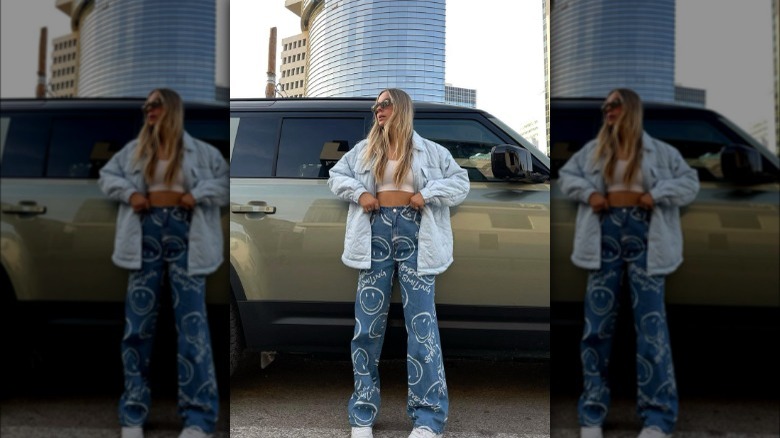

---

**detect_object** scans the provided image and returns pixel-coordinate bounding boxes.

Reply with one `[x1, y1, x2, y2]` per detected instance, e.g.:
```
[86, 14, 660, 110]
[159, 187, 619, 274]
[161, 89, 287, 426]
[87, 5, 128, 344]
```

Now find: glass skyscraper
[75, 0, 217, 102]
[551, 0, 675, 103]
[301, 0, 446, 102]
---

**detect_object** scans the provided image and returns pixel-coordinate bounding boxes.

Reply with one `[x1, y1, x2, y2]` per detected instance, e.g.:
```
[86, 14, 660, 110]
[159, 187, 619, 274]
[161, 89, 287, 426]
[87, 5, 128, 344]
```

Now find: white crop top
[607, 159, 644, 193]
[148, 158, 185, 193]
[376, 159, 415, 193]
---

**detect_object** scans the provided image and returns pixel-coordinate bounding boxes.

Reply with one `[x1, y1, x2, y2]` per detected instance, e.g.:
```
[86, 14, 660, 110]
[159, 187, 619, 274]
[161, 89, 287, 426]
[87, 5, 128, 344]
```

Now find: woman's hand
[129, 192, 150, 212]
[410, 193, 426, 210]
[179, 193, 197, 210]
[358, 192, 379, 213]
[588, 192, 609, 212]
[639, 192, 655, 210]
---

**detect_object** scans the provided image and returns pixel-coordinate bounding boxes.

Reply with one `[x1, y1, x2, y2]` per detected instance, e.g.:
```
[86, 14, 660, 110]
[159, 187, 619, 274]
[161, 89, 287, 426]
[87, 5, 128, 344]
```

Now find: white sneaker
[351, 426, 374, 438]
[580, 426, 603, 438]
[638, 427, 671, 438]
[121, 427, 144, 438]
[178, 426, 212, 438]
[409, 427, 442, 438]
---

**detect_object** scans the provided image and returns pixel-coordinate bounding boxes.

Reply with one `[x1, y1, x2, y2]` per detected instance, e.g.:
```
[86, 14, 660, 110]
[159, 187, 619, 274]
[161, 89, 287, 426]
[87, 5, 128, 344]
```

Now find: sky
[675, 0, 776, 151]
[229, 0, 548, 152]
[1, 0, 776, 152]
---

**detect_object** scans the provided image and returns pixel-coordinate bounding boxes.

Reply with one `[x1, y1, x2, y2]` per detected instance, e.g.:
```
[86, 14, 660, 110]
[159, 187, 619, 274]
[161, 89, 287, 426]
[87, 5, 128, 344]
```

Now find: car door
[1, 109, 138, 303]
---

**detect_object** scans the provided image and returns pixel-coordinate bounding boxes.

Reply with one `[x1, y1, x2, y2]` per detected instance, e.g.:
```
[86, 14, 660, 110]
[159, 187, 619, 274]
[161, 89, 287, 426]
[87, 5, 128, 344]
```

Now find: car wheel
[229, 294, 245, 376]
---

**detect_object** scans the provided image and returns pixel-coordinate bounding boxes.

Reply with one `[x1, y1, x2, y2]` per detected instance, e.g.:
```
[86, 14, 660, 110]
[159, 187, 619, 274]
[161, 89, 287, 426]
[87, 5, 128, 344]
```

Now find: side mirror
[491, 144, 532, 180]
[721, 144, 764, 183]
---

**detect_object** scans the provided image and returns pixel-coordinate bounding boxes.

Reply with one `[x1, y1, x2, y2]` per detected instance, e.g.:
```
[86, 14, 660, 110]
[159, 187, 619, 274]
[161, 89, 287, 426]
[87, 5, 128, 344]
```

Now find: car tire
[229, 294, 245, 376]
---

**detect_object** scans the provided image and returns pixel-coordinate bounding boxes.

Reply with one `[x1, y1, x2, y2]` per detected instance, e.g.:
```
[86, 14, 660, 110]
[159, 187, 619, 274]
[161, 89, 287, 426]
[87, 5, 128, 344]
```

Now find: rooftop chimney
[265, 27, 277, 98]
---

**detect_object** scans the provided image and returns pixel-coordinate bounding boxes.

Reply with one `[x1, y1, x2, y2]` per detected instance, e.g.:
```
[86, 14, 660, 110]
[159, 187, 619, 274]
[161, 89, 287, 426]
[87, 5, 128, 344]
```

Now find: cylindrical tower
[551, 0, 675, 102]
[74, 0, 216, 102]
[302, 0, 446, 102]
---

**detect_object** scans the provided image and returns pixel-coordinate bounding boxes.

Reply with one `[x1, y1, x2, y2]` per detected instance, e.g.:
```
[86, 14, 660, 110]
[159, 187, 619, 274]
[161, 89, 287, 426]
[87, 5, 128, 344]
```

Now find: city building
[774, 0, 779, 152]
[50, 31, 78, 98]
[542, 0, 550, 154]
[54, 0, 223, 103]
[519, 119, 541, 150]
[551, 0, 676, 103]
[285, 0, 446, 102]
[674, 85, 706, 107]
[750, 120, 770, 149]
[444, 84, 476, 108]
[279, 32, 308, 98]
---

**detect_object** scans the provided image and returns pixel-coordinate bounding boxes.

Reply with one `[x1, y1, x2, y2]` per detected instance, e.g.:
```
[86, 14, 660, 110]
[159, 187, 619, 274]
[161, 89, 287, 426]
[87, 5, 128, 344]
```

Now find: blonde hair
[364, 88, 415, 187]
[594, 88, 643, 185]
[134, 88, 184, 186]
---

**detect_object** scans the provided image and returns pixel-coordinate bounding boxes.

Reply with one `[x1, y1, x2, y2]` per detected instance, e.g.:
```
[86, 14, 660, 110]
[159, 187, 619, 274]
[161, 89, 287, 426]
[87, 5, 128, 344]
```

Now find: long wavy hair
[594, 88, 643, 185]
[134, 88, 184, 186]
[364, 88, 415, 187]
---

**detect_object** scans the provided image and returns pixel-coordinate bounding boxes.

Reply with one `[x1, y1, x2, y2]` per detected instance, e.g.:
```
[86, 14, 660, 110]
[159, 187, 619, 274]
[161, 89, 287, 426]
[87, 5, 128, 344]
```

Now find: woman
[99, 88, 229, 438]
[558, 88, 699, 438]
[328, 89, 469, 438]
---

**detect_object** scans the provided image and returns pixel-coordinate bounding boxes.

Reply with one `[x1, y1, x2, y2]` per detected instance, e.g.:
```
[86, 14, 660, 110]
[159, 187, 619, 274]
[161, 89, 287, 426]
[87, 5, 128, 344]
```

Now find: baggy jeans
[348, 206, 449, 434]
[119, 207, 219, 433]
[578, 207, 678, 434]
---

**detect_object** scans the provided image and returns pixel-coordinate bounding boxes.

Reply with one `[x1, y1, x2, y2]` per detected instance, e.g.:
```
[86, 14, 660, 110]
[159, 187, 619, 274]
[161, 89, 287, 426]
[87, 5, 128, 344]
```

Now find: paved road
[230, 353, 551, 438]
[0, 321, 230, 438]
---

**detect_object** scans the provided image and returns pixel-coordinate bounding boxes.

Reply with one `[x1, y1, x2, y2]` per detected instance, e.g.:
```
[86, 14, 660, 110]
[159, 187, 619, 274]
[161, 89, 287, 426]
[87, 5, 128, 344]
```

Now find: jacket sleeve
[328, 141, 369, 204]
[418, 142, 470, 207]
[558, 141, 600, 204]
[190, 141, 230, 207]
[98, 141, 139, 204]
[649, 141, 700, 207]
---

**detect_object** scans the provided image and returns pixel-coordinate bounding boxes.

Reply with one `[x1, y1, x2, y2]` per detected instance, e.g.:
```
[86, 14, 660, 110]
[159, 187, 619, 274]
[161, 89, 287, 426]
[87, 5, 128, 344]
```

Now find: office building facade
[295, 0, 446, 102]
[279, 33, 309, 98]
[50, 33, 79, 97]
[444, 85, 476, 108]
[70, 0, 217, 102]
[551, 0, 676, 103]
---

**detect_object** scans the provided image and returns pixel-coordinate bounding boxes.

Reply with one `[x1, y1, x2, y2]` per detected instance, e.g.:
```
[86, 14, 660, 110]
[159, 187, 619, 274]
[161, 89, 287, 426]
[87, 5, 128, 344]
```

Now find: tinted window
[415, 118, 505, 182]
[276, 118, 365, 178]
[185, 109, 229, 159]
[230, 115, 279, 178]
[644, 119, 735, 183]
[549, 111, 602, 178]
[0, 114, 50, 178]
[47, 116, 136, 178]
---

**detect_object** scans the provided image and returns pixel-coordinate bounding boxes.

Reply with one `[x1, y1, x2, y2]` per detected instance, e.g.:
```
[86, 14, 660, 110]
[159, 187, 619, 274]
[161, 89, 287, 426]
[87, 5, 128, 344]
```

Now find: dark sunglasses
[142, 99, 163, 112]
[601, 99, 622, 113]
[371, 98, 393, 113]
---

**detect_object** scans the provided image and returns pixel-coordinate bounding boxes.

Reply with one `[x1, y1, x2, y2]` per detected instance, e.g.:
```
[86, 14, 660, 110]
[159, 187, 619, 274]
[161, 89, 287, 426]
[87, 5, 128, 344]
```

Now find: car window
[276, 117, 365, 178]
[645, 119, 735, 182]
[0, 113, 50, 178]
[549, 111, 602, 179]
[185, 112, 229, 159]
[415, 118, 515, 182]
[47, 116, 137, 178]
[230, 114, 279, 178]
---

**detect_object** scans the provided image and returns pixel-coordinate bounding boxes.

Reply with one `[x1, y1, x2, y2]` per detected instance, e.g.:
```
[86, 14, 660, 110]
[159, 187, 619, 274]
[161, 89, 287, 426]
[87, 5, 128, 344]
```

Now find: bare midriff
[606, 190, 643, 207]
[377, 190, 414, 207]
[148, 190, 184, 207]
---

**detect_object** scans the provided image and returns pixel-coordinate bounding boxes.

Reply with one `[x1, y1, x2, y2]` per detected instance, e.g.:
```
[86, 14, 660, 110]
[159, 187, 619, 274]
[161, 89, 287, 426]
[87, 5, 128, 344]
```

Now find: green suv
[549, 98, 780, 388]
[0, 98, 229, 375]
[229, 98, 551, 373]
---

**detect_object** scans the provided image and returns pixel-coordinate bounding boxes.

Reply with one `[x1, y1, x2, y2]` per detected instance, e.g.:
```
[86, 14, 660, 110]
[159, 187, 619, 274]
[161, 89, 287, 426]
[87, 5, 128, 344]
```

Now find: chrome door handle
[2, 203, 47, 215]
[231, 204, 277, 214]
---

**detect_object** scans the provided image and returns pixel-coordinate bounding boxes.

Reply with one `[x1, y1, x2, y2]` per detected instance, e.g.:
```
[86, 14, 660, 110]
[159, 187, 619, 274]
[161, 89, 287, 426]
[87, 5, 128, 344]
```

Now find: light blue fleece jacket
[328, 131, 470, 276]
[98, 132, 229, 276]
[558, 132, 700, 276]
